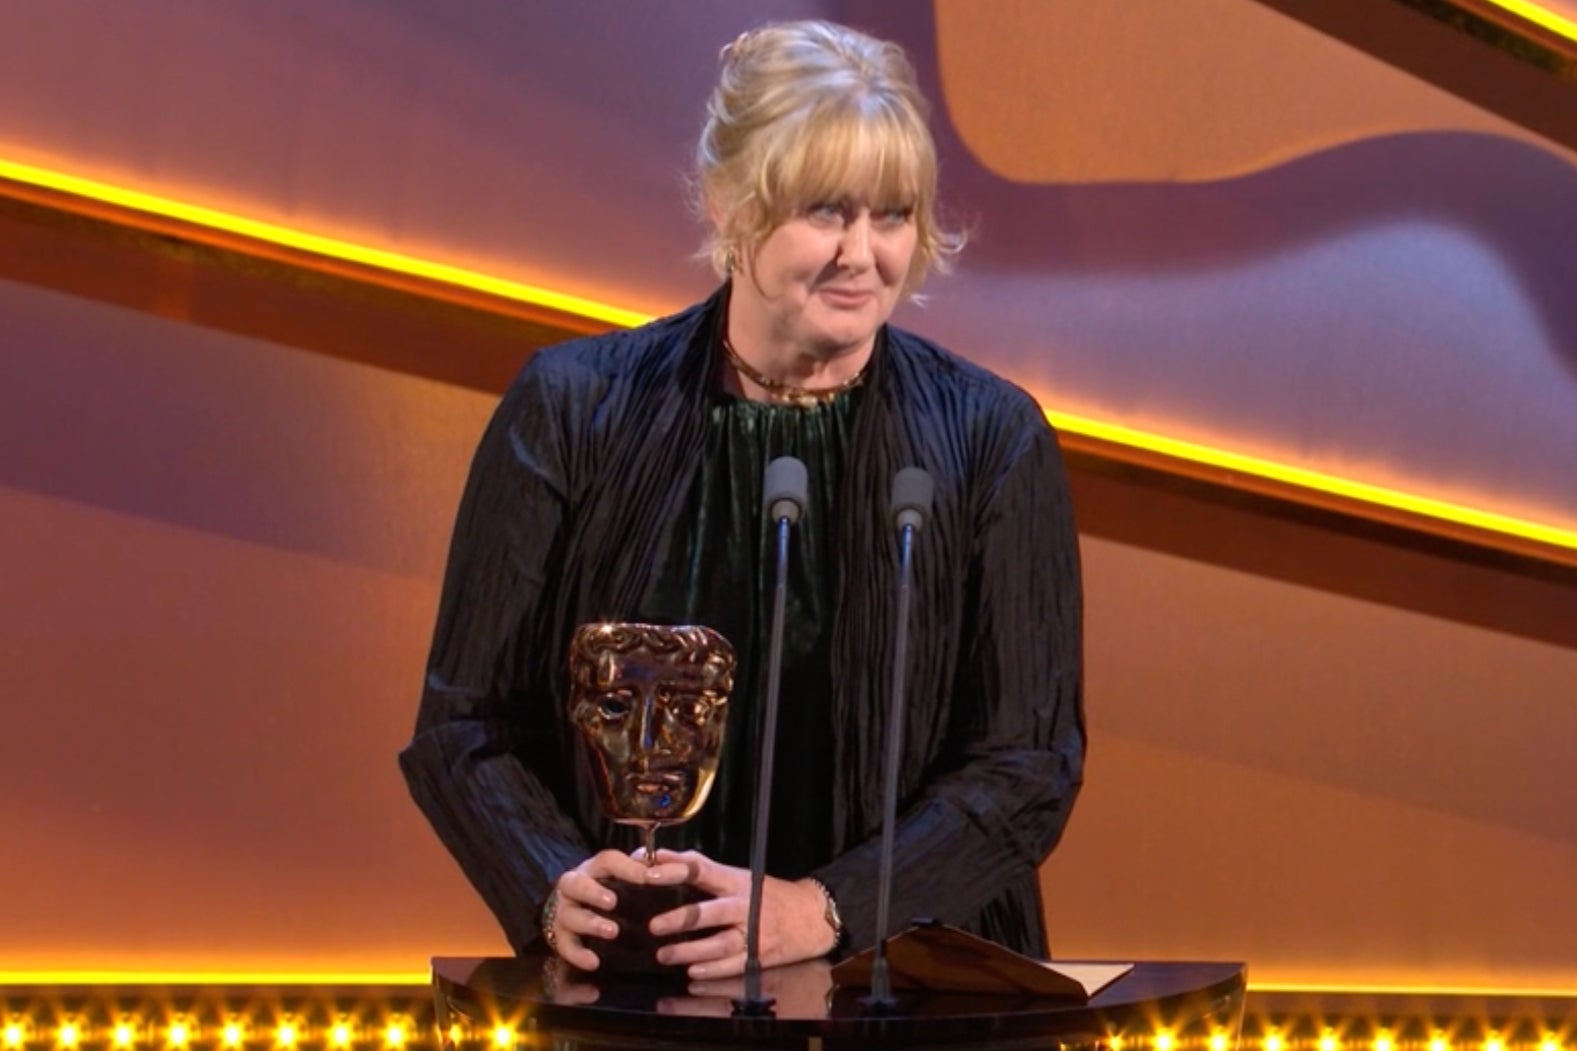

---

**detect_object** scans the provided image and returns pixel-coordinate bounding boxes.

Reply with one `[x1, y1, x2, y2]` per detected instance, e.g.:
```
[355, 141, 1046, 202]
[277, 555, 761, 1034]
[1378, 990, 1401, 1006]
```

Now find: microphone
[890, 466, 934, 533]
[734, 455, 808, 1016]
[763, 456, 808, 525]
[863, 466, 934, 1013]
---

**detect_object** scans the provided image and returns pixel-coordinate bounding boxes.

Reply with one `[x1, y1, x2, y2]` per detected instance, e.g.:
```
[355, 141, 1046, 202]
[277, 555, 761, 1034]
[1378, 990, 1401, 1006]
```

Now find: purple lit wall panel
[0, 280, 475, 576]
[0, 2, 1572, 525]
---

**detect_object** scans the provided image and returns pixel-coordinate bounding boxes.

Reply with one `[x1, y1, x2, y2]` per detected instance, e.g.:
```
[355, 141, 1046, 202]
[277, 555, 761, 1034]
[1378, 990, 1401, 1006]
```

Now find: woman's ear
[702, 184, 740, 276]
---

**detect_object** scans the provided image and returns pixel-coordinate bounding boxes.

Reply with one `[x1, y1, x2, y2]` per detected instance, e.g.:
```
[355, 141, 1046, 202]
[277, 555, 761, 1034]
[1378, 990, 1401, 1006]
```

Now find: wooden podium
[431, 952, 1246, 1050]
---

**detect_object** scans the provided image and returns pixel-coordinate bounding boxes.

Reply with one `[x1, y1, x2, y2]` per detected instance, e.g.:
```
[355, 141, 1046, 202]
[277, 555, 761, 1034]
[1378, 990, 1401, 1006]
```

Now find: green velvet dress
[637, 386, 863, 879]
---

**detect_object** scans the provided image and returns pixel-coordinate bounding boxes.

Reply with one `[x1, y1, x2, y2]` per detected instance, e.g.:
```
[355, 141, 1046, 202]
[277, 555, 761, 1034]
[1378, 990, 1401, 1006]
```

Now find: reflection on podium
[431, 951, 1247, 1050]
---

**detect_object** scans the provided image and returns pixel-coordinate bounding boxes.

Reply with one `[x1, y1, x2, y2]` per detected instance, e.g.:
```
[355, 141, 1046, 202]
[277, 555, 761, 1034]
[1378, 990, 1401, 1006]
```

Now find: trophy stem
[642, 824, 657, 865]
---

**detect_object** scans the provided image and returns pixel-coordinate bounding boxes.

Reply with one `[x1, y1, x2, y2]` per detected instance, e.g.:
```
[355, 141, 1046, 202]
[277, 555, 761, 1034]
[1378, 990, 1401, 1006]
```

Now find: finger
[554, 981, 601, 1007]
[650, 894, 746, 937]
[688, 950, 748, 981]
[685, 976, 745, 1000]
[649, 849, 705, 881]
[666, 854, 749, 897]
[558, 871, 617, 911]
[656, 995, 730, 1019]
[640, 859, 701, 886]
[656, 925, 745, 968]
[581, 849, 652, 885]
[560, 899, 619, 942]
[553, 929, 602, 973]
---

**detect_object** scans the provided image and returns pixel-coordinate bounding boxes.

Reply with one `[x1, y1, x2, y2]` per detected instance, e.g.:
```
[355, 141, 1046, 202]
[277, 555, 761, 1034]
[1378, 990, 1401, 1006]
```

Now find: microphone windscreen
[890, 467, 934, 532]
[763, 456, 809, 524]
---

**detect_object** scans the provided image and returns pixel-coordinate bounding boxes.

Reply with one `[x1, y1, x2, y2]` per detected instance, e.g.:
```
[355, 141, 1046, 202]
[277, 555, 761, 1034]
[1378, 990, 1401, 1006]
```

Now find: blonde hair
[695, 20, 963, 292]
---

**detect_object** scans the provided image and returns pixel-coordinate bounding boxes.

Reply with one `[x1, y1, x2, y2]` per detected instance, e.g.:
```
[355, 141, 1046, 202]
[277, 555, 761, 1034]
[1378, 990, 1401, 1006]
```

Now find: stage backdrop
[1, 0, 1574, 988]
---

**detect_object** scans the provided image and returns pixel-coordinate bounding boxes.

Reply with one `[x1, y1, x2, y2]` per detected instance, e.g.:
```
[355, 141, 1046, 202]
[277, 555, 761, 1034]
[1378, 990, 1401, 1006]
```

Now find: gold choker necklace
[720, 333, 866, 408]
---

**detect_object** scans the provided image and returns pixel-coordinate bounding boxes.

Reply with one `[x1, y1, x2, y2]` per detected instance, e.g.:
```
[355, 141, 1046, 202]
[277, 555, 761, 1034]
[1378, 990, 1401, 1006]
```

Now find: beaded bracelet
[540, 888, 562, 952]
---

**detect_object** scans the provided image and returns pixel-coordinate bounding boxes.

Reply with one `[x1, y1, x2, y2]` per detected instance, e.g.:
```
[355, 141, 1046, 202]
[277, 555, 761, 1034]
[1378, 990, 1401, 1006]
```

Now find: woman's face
[734, 197, 918, 360]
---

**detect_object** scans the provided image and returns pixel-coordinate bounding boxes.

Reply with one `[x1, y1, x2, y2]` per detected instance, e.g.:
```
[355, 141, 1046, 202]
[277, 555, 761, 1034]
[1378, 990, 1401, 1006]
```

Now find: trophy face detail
[568, 623, 736, 830]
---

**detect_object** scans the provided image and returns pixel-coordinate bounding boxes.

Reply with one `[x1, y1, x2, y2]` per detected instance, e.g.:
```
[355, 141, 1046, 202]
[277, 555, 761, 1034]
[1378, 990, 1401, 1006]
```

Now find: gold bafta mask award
[566, 622, 736, 974]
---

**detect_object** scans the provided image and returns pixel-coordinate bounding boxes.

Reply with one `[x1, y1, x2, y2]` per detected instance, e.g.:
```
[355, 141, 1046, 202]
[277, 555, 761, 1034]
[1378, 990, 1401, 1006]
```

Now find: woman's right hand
[545, 849, 651, 970]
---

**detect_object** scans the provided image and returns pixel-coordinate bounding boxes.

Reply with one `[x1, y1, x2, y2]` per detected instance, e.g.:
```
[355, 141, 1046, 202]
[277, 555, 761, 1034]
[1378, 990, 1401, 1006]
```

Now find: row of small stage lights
[1, 1014, 1571, 1051]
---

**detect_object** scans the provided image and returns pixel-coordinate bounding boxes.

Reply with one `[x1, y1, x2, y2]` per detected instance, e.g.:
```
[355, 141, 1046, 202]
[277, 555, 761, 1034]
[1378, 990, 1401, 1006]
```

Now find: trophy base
[586, 877, 716, 977]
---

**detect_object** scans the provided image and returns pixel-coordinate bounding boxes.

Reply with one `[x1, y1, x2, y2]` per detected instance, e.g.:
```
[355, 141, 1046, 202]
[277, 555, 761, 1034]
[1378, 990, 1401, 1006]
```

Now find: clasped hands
[546, 848, 837, 979]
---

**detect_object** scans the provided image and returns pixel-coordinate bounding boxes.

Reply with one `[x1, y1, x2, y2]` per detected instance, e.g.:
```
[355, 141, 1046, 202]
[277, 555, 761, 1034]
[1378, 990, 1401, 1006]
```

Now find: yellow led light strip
[2, 156, 1574, 564]
[1479, 0, 1577, 44]
[0, 159, 652, 331]
[0, 973, 1570, 997]
[1249, 978, 1577, 997]
[0, 971, 429, 985]
[1048, 410, 1577, 558]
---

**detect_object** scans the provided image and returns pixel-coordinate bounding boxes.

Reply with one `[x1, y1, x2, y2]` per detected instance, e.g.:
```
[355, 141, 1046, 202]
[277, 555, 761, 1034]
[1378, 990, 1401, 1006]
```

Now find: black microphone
[863, 466, 934, 1013]
[733, 455, 808, 1016]
[890, 467, 934, 534]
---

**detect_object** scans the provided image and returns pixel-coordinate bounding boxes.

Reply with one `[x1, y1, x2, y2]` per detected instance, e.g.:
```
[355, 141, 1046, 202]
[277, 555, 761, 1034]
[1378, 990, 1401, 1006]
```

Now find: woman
[400, 19, 1084, 981]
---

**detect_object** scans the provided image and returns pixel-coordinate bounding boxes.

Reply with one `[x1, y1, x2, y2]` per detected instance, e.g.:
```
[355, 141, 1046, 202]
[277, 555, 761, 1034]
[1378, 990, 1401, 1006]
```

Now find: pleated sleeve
[818, 410, 1086, 953]
[398, 355, 594, 951]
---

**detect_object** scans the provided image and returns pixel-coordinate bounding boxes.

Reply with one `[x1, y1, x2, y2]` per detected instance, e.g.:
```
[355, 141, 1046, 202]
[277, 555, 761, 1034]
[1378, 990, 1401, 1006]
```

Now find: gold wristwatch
[810, 878, 847, 954]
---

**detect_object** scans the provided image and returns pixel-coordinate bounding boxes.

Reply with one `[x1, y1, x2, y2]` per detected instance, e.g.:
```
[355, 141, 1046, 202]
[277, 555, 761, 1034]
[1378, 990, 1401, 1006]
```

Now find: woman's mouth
[817, 286, 875, 307]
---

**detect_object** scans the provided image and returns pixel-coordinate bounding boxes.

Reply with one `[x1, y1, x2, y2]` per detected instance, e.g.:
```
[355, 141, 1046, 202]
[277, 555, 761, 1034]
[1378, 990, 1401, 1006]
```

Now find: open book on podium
[831, 921, 1134, 1001]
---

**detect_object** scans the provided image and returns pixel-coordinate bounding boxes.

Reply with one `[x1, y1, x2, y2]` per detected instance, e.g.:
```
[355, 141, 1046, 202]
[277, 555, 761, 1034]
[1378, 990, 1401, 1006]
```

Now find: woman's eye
[875, 207, 914, 227]
[806, 202, 846, 222]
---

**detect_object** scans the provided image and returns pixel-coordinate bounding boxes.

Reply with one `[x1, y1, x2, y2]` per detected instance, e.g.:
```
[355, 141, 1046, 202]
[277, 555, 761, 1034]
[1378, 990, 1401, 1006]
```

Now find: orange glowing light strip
[2, 156, 1575, 564]
[0, 971, 429, 985]
[0, 973, 1572, 1002]
[0, 159, 651, 331]
[1046, 410, 1577, 558]
[1479, 0, 1577, 43]
[1250, 979, 1577, 997]
[0, 974, 1571, 996]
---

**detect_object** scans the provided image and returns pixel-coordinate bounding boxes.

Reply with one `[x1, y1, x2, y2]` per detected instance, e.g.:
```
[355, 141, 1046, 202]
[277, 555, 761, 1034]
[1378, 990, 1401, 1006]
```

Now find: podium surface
[432, 952, 1246, 1050]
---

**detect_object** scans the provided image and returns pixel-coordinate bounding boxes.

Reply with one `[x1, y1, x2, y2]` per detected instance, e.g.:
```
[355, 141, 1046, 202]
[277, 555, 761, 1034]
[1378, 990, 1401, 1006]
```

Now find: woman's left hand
[642, 848, 837, 979]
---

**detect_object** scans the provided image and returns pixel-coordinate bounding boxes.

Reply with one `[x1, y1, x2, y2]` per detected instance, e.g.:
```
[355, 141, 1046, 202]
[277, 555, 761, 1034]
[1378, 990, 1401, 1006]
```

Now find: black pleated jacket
[400, 287, 1086, 957]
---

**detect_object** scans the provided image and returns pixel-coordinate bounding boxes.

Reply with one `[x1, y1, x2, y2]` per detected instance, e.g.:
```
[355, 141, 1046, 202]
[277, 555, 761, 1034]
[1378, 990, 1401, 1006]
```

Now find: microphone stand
[733, 456, 806, 1016]
[862, 467, 933, 1014]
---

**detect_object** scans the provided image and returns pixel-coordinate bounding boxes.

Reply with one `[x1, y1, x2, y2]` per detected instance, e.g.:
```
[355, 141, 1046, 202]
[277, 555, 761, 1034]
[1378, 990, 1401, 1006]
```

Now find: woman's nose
[837, 214, 873, 268]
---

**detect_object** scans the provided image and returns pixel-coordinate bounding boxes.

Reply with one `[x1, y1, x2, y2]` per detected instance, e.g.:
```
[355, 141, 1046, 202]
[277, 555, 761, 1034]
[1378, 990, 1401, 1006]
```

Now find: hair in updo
[695, 20, 963, 292]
